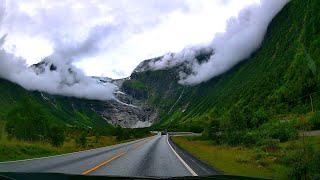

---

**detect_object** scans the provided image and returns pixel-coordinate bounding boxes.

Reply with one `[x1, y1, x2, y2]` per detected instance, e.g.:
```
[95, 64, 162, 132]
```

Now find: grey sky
[0, 0, 288, 101]
[0, 0, 260, 79]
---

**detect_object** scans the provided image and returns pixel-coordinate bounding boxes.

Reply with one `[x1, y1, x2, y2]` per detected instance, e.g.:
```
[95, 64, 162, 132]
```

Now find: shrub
[228, 105, 246, 130]
[0, 121, 4, 140]
[251, 109, 269, 128]
[259, 138, 280, 152]
[75, 132, 87, 147]
[256, 159, 269, 167]
[94, 132, 101, 143]
[207, 118, 221, 142]
[241, 130, 261, 146]
[114, 127, 131, 141]
[308, 111, 320, 130]
[260, 121, 298, 142]
[284, 147, 320, 179]
[48, 125, 65, 147]
[235, 156, 250, 163]
[189, 123, 204, 133]
[221, 130, 247, 146]
[242, 106, 253, 128]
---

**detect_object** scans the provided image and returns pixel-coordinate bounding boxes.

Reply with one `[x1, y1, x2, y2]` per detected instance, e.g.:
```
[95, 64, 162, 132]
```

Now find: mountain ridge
[121, 0, 320, 131]
[1, 0, 319, 132]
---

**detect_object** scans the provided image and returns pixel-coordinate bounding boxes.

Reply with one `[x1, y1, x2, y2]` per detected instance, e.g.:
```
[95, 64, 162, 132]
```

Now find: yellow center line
[81, 137, 156, 175]
[82, 151, 127, 175]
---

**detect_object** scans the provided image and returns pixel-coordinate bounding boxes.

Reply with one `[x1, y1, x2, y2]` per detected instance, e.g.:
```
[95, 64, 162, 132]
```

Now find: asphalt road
[0, 135, 218, 178]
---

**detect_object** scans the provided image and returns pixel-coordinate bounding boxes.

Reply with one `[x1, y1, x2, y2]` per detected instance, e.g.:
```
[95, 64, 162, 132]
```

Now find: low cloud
[0, 0, 289, 101]
[0, 34, 117, 101]
[0, 1, 123, 101]
[148, 0, 289, 85]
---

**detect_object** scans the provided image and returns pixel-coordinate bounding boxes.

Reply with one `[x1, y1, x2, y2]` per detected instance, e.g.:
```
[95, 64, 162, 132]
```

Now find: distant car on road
[161, 129, 167, 135]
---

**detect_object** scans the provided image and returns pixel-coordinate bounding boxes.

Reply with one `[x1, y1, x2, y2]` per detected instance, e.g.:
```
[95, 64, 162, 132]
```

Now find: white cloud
[0, 34, 116, 100]
[0, 0, 288, 101]
[147, 0, 289, 85]
[1, 0, 262, 79]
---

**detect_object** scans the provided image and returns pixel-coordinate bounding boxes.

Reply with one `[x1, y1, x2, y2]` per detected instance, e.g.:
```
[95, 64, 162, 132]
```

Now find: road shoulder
[167, 135, 221, 176]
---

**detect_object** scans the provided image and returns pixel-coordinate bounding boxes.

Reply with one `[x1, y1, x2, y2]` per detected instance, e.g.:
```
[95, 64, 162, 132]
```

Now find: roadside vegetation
[172, 111, 320, 179]
[153, 1, 320, 178]
[173, 135, 320, 179]
[0, 98, 151, 162]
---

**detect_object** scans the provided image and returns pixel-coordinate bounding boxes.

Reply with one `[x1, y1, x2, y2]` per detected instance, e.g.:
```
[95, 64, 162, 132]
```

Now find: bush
[235, 156, 250, 163]
[259, 138, 280, 152]
[242, 106, 253, 128]
[308, 111, 320, 130]
[75, 132, 87, 147]
[189, 123, 204, 133]
[221, 130, 247, 146]
[48, 125, 65, 147]
[241, 130, 260, 146]
[228, 105, 246, 130]
[284, 147, 320, 179]
[260, 121, 298, 142]
[114, 127, 131, 141]
[251, 109, 269, 128]
[0, 121, 4, 140]
[207, 119, 221, 142]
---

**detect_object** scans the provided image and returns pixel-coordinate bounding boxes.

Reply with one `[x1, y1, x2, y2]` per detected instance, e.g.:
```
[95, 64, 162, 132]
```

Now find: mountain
[121, 0, 320, 131]
[0, 59, 156, 128]
[1, 0, 319, 131]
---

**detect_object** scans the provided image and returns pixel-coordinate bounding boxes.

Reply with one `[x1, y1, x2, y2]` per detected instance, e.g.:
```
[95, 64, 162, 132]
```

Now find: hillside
[0, 78, 111, 128]
[122, 0, 320, 131]
[0, 0, 318, 131]
[0, 76, 155, 128]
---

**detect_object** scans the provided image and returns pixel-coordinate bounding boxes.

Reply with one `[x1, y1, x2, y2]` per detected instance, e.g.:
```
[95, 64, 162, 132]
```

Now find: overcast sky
[0, 0, 262, 79]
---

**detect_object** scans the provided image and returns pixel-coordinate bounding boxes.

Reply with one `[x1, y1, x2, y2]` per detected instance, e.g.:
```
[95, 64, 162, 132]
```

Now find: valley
[0, 0, 320, 179]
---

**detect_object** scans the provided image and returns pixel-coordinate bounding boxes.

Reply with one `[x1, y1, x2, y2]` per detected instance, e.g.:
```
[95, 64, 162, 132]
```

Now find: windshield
[1, 0, 320, 179]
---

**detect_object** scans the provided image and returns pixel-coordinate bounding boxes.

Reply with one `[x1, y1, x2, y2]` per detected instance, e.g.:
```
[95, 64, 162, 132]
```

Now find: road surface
[300, 130, 320, 136]
[0, 135, 218, 178]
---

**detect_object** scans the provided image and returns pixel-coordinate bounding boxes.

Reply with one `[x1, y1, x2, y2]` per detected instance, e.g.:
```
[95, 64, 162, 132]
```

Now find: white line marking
[0, 136, 154, 164]
[166, 135, 198, 176]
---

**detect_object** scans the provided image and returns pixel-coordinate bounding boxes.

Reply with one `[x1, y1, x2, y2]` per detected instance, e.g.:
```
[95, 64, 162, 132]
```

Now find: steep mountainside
[1, 0, 318, 131]
[122, 0, 320, 131]
[0, 77, 157, 128]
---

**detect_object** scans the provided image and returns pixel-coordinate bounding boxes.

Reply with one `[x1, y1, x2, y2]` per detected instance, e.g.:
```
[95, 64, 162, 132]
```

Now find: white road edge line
[0, 136, 154, 164]
[166, 135, 198, 176]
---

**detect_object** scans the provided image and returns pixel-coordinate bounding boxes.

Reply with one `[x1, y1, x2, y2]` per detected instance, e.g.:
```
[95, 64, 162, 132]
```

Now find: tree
[76, 132, 87, 147]
[208, 118, 221, 142]
[228, 105, 246, 130]
[285, 146, 320, 179]
[242, 106, 253, 128]
[5, 98, 50, 141]
[260, 121, 298, 142]
[251, 109, 269, 128]
[114, 126, 131, 141]
[48, 125, 65, 147]
[309, 111, 320, 130]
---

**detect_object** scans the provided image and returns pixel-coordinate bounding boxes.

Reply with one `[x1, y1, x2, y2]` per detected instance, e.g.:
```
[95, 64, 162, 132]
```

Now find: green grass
[0, 141, 70, 162]
[172, 136, 320, 179]
[0, 131, 144, 162]
[172, 136, 287, 179]
[280, 136, 320, 151]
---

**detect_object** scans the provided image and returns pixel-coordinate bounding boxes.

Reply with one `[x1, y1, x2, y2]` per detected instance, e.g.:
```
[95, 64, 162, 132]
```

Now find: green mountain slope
[0, 78, 111, 128]
[123, 0, 320, 131]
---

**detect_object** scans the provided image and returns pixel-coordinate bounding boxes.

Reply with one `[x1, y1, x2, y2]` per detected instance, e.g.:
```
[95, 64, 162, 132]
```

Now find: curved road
[0, 135, 218, 178]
